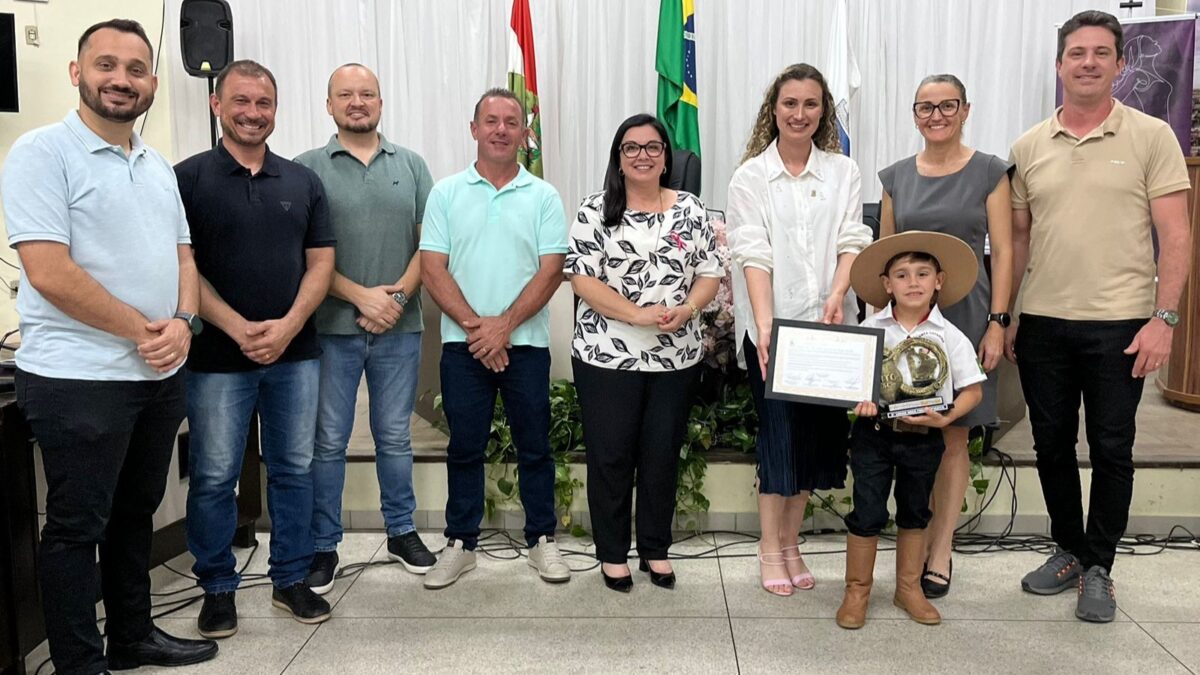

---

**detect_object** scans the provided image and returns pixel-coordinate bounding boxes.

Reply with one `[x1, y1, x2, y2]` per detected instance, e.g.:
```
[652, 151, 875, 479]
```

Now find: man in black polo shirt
[175, 60, 336, 638]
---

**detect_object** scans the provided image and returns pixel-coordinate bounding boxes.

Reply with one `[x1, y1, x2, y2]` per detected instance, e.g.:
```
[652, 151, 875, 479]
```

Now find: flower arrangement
[700, 214, 737, 372]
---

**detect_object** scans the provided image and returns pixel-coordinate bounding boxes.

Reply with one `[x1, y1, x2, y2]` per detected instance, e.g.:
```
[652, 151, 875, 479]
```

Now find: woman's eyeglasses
[620, 141, 666, 158]
[912, 99, 962, 119]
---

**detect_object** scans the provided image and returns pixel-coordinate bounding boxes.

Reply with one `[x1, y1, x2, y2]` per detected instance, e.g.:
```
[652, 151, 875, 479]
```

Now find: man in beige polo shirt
[1005, 10, 1190, 624]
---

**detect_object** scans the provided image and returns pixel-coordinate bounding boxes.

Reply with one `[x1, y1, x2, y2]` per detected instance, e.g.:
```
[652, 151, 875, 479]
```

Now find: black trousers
[16, 370, 185, 675]
[572, 358, 698, 564]
[1015, 314, 1145, 571]
[844, 419, 945, 537]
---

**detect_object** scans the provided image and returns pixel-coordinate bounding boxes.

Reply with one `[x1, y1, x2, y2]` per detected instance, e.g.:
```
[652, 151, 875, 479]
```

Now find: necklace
[619, 187, 669, 249]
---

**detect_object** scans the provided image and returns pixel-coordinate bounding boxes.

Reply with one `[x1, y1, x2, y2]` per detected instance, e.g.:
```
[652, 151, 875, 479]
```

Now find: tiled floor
[23, 532, 1200, 674]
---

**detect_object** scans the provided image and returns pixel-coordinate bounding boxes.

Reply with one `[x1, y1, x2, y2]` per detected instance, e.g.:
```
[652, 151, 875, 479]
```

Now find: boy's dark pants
[845, 418, 945, 537]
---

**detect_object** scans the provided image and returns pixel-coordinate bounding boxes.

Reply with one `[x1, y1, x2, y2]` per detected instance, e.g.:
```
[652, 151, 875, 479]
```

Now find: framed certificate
[764, 320, 884, 408]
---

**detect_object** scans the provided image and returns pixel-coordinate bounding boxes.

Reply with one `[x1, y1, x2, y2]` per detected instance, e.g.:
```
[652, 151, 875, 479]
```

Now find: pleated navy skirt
[743, 335, 850, 496]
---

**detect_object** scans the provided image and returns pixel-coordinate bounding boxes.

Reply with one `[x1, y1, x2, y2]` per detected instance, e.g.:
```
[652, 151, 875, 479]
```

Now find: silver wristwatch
[391, 290, 409, 306]
[1152, 308, 1180, 327]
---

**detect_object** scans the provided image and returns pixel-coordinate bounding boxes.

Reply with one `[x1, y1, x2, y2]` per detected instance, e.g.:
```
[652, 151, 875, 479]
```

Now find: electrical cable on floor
[31, 444, 1198, 674]
[32, 541, 264, 675]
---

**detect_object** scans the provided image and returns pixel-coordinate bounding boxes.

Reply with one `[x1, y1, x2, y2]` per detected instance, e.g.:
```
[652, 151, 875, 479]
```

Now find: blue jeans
[312, 332, 422, 551]
[186, 359, 320, 592]
[439, 343, 556, 549]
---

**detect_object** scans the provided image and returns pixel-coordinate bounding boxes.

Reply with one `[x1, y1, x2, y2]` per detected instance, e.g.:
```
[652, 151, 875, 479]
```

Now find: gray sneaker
[1076, 565, 1117, 623]
[527, 535, 571, 583]
[423, 539, 476, 590]
[1021, 548, 1081, 595]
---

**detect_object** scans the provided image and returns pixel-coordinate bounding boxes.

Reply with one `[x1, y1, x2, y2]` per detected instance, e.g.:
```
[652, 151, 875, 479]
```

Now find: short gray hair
[472, 87, 525, 124]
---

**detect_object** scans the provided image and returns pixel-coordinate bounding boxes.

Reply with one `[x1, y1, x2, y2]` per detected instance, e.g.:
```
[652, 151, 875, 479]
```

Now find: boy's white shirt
[861, 304, 987, 404]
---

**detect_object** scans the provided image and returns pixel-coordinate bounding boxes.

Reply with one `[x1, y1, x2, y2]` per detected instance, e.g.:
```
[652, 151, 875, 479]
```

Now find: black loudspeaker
[180, 0, 233, 77]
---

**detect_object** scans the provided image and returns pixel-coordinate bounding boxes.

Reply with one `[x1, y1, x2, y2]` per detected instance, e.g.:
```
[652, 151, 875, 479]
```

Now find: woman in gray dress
[878, 74, 1013, 599]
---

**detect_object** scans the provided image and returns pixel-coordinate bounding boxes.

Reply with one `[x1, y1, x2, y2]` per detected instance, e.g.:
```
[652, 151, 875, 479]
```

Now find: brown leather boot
[893, 528, 941, 625]
[835, 534, 878, 629]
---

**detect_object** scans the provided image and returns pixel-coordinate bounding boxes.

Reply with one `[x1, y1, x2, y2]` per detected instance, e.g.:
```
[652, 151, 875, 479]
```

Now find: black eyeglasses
[912, 99, 962, 119]
[620, 141, 666, 158]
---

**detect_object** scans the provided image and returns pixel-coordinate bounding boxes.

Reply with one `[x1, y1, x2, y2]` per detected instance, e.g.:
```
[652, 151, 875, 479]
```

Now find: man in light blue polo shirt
[0, 19, 215, 674]
[419, 87, 569, 589]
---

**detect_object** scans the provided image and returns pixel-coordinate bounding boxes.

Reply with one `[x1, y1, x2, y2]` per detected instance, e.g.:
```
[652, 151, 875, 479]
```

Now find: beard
[336, 116, 378, 134]
[78, 80, 153, 123]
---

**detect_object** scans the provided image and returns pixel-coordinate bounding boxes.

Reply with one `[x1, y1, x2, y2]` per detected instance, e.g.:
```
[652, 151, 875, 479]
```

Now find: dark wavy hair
[601, 114, 674, 228]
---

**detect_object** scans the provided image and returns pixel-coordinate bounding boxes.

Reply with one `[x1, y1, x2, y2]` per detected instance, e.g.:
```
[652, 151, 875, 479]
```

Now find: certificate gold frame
[764, 319, 884, 408]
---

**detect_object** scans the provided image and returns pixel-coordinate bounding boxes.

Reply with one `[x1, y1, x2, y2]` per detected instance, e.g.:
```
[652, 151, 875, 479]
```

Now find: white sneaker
[527, 535, 571, 583]
[423, 539, 476, 590]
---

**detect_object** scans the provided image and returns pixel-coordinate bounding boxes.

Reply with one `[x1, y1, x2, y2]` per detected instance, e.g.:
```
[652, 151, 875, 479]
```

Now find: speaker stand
[207, 76, 218, 149]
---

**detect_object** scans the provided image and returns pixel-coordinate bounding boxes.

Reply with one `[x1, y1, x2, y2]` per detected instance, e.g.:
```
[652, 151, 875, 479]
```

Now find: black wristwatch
[987, 312, 1012, 328]
[173, 311, 203, 335]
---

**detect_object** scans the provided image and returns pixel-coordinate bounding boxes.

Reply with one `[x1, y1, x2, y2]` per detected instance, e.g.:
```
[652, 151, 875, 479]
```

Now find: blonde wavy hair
[740, 64, 841, 164]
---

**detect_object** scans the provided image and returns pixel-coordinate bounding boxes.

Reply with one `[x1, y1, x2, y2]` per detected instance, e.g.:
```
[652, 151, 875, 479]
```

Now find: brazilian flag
[656, 0, 700, 157]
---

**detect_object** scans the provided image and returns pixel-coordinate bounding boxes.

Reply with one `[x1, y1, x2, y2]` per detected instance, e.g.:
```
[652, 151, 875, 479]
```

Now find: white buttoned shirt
[860, 304, 988, 404]
[726, 140, 872, 368]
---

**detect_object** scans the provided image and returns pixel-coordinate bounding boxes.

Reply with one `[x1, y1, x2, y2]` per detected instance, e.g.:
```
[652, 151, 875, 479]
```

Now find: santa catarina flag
[507, 0, 543, 176]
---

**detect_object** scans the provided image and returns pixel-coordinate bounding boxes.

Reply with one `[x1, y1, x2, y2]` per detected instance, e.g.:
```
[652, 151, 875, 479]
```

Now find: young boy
[836, 231, 986, 629]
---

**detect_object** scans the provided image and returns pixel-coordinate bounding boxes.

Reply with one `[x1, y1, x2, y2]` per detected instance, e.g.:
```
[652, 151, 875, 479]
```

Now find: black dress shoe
[921, 559, 952, 599]
[639, 559, 676, 589]
[601, 568, 633, 593]
[198, 591, 238, 639]
[106, 626, 218, 670]
[272, 582, 332, 624]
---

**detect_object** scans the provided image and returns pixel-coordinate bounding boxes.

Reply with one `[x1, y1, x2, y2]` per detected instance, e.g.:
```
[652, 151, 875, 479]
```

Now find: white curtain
[167, 0, 1151, 215]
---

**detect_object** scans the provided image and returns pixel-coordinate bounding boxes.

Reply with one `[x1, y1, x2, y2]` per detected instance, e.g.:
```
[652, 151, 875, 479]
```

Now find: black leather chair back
[669, 149, 701, 197]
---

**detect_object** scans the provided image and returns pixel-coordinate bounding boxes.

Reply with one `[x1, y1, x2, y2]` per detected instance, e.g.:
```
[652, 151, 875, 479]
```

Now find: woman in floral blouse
[565, 113, 722, 592]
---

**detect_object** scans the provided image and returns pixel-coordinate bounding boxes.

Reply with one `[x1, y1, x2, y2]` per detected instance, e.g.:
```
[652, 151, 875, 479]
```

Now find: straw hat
[850, 231, 978, 309]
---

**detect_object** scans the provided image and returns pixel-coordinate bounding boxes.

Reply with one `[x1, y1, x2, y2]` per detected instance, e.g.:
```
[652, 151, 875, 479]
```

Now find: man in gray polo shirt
[295, 63, 437, 592]
[0, 19, 216, 674]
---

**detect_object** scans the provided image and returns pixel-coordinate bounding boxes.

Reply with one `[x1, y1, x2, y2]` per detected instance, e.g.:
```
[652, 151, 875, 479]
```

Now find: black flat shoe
[106, 626, 218, 670]
[601, 567, 633, 593]
[921, 559, 952, 599]
[639, 559, 676, 589]
[198, 591, 238, 639]
[272, 582, 332, 624]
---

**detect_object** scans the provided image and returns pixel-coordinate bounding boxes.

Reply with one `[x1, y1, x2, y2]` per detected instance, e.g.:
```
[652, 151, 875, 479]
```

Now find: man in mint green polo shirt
[294, 63, 437, 594]
[419, 87, 570, 589]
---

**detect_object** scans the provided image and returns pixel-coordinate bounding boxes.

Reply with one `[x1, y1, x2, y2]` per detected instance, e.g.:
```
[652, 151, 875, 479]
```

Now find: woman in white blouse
[727, 64, 872, 597]
[566, 114, 722, 592]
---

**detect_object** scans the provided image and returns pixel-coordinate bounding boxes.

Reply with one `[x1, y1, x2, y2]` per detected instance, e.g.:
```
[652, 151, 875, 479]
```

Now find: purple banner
[1056, 17, 1195, 154]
